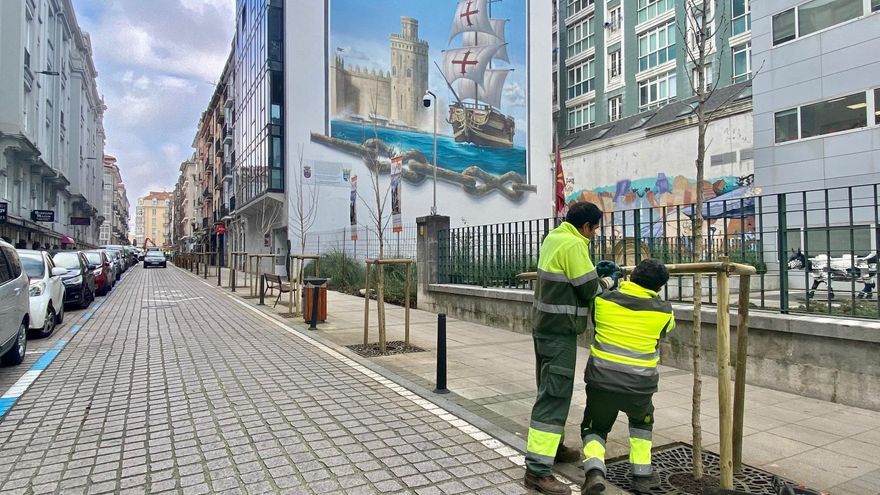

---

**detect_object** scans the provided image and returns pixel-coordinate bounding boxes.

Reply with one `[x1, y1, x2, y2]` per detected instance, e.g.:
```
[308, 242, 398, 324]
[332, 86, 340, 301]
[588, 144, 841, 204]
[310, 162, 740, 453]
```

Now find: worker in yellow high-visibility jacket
[523, 202, 618, 495]
[581, 258, 675, 495]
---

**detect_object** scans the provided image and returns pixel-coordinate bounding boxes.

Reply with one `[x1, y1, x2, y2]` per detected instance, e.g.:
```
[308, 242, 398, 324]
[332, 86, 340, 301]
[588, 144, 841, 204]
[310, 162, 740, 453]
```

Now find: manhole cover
[345, 341, 427, 357]
[606, 443, 789, 494]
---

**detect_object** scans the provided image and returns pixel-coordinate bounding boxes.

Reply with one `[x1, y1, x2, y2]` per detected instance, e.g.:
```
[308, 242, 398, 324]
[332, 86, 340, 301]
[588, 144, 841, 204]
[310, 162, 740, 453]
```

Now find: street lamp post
[424, 91, 438, 216]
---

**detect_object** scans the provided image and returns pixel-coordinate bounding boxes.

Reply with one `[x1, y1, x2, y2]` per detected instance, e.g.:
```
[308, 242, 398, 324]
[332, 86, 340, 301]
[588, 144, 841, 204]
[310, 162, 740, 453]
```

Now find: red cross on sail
[440, 45, 502, 85]
[449, 0, 494, 42]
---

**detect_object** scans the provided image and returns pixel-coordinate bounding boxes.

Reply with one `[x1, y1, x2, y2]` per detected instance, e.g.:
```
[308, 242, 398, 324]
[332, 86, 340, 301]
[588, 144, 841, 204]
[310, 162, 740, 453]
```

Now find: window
[787, 226, 872, 257]
[732, 0, 751, 36]
[567, 0, 594, 17]
[691, 1, 713, 47]
[567, 58, 595, 99]
[732, 43, 751, 83]
[0, 251, 13, 284]
[608, 50, 622, 81]
[637, 0, 674, 24]
[639, 71, 677, 110]
[638, 22, 676, 72]
[773, 0, 864, 45]
[692, 63, 713, 92]
[607, 6, 622, 35]
[874, 0, 880, 12]
[608, 96, 622, 121]
[775, 92, 869, 143]
[567, 101, 595, 133]
[875, 88, 880, 125]
[567, 16, 595, 57]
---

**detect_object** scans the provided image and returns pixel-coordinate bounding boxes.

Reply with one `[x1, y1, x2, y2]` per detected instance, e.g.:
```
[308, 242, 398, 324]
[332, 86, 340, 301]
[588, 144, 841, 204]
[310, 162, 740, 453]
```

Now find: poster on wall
[391, 156, 403, 233]
[350, 175, 358, 241]
[316, 0, 536, 203]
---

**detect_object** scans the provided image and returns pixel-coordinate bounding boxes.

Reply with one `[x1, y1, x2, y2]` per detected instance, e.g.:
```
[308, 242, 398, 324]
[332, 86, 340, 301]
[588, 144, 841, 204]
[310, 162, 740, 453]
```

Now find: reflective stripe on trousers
[582, 433, 606, 475]
[526, 420, 564, 468]
[629, 426, 653, 476]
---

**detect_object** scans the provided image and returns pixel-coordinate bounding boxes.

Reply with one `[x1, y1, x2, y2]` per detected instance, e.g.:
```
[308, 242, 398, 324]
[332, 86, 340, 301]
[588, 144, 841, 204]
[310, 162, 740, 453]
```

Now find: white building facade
[0, 0, 105, 248]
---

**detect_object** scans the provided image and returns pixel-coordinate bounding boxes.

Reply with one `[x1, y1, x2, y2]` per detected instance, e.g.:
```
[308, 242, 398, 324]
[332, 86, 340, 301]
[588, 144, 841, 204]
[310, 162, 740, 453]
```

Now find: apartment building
[99, 155, 129, 245]
[135, 191, 171, 248]
[0, 0, 106, 248]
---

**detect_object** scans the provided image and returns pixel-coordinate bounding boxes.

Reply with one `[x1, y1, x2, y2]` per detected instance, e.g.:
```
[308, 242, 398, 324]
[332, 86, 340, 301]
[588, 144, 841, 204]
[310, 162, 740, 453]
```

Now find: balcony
[223, 123, 232, 144]
[214, 139, 222, 155]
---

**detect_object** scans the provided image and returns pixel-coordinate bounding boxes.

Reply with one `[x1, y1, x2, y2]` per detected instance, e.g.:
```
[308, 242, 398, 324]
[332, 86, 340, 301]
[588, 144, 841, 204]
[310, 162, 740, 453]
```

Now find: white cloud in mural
[503, 82, 526, 108]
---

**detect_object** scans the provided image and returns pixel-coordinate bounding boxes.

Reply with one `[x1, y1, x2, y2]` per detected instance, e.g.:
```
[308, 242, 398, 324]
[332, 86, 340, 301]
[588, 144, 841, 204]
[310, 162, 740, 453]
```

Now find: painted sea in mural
[331, 120, 526, 176]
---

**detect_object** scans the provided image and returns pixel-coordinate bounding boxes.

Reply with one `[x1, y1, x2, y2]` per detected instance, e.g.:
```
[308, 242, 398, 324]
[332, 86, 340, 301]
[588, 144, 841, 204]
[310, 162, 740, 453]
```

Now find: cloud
[76, 0, 234, 228]
[503, 81, 527, 108]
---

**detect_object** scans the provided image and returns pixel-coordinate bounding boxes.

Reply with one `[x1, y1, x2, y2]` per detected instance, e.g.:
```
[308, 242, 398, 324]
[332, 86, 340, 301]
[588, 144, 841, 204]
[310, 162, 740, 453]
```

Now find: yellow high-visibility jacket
[532, 222, 600, 336]
[586, 281, 675, 394]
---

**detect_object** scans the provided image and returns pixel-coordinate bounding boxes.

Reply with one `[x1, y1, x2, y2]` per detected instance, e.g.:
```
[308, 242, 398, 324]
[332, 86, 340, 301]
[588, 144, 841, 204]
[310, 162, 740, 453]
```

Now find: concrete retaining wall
[423, 283, 880, 411]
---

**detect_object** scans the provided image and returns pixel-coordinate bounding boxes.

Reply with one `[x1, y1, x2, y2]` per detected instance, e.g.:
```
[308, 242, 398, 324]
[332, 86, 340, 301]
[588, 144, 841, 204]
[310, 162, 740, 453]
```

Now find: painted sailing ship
[441, 0, 515, 148]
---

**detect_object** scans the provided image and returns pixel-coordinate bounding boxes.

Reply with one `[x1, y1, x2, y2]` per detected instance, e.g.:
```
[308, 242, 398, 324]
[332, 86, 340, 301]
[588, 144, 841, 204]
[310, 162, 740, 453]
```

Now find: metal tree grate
[345, 341, 427, 358]
[605, 443, 790, 495]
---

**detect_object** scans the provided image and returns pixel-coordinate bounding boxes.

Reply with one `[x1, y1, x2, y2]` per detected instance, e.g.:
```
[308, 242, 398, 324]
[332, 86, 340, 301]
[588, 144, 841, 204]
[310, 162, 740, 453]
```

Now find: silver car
[0, 240, 30, 366]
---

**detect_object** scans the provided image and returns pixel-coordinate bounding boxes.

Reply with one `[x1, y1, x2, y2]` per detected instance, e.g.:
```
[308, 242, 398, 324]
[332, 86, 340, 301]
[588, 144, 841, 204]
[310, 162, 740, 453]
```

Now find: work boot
[630, 472, 660, 493]
[524, 471, 572, 495]
[582, 469, 606, 494]
[555, 444, 581, 463]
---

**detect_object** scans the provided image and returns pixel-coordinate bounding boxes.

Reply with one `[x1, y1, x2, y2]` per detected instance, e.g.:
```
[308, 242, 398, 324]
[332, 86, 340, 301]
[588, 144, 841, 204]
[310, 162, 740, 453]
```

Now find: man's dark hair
[630, 258, 670, 292]
[565, 202, 603, 229]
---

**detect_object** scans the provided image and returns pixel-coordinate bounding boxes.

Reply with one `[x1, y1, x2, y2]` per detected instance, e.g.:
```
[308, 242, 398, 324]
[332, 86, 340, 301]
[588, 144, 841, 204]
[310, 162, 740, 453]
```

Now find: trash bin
[302, 277, 329, 323]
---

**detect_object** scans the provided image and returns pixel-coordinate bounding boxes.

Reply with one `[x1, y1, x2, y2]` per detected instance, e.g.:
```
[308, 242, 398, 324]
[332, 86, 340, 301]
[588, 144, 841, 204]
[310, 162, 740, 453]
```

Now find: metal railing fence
[301, 224, 417, 263]
[439, 183, 880, 320]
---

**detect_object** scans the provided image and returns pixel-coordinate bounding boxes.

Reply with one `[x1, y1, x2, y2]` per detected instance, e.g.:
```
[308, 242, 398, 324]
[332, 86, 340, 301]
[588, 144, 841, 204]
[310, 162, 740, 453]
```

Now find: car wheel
[79, 287, 93, 309]
[32, 307, 56, 338]
[1, 322, 27, 366]
[162, 263, 167, 268]
[56, 303, 65, 324]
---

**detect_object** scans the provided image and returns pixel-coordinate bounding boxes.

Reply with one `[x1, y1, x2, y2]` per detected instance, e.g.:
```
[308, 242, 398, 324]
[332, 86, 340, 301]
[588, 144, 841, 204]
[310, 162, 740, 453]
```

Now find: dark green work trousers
[525, 332, 578, 476]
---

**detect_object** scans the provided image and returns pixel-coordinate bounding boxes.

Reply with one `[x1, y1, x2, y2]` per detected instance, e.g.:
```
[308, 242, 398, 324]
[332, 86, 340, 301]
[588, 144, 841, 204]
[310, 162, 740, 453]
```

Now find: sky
[331, 0, 528, 146]
[75, 0, 236, 229]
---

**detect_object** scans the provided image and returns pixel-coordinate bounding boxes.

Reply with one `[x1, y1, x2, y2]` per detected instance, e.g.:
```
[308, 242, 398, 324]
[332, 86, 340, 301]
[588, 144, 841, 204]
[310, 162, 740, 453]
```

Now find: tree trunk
[377, 237, 386, 354]
[692, 80, 708, 480]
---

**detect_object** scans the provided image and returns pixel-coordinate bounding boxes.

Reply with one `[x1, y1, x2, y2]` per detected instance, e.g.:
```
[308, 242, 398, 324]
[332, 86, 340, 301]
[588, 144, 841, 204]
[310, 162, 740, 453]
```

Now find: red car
[84, 250, 112, 296]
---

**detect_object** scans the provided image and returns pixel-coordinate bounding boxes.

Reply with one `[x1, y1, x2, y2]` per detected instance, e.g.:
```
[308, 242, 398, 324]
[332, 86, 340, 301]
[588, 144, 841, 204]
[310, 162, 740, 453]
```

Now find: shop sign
[31, 210, 55, 222]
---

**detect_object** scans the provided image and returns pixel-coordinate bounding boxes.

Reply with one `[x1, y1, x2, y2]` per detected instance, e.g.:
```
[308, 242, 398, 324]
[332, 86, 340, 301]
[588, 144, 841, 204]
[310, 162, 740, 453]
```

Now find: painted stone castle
[331, 17, 429, 129]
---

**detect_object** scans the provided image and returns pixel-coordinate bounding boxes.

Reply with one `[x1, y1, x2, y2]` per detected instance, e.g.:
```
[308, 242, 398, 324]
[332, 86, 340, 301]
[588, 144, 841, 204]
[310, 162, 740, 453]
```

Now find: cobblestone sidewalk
[0, 266, 549, 494]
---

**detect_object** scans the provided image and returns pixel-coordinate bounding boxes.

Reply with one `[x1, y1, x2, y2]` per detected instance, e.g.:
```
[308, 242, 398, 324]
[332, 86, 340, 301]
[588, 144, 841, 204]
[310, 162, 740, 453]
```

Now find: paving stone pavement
[0, 266, 552, 495]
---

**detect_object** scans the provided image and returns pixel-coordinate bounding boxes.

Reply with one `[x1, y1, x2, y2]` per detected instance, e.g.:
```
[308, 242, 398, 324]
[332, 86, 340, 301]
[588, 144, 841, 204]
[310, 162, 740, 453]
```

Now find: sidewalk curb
[175, 264, 604, 491]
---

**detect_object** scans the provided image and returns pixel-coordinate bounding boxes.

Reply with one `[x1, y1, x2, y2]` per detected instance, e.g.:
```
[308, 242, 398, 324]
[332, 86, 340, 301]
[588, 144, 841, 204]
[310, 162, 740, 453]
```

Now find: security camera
[423, 94, 432, 108]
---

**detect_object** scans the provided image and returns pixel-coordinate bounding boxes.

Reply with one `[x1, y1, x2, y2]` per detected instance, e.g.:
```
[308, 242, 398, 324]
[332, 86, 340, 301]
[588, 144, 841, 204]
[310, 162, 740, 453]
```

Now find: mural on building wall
[566, 173, 759, 240]
[313, 0, 535, 201]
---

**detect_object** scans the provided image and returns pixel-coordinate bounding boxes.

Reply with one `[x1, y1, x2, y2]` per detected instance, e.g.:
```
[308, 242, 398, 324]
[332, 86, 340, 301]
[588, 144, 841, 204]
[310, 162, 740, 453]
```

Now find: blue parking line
[0, 298, 107, 419]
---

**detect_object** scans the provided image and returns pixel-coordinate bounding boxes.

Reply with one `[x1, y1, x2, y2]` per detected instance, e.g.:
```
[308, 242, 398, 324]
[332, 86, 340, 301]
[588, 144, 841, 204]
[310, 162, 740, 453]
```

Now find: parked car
[52, 251, 96, 309]
[103, 248, 124, 279]
[84, 250, 112, 295]
[0, 240, 30, 366]
[101, 245, 128, 273]
[17, 250, 67, 338]
[100, 249, 118, 287]
[143, 250, 167, 268]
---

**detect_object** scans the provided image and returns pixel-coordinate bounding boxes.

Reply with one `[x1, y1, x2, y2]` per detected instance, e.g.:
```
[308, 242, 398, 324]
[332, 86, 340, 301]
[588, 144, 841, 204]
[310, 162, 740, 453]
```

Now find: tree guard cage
[285, 254, 321, 317]
[519, 259, 755, 490]
[363, 258, 413, 354]
[247, 254, 279, 298]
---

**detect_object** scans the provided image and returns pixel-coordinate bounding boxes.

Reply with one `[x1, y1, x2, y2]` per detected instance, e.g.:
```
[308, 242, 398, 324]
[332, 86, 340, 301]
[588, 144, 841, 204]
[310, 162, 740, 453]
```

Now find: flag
[555, 145, 567, 217]
[391, 156, 403, 233]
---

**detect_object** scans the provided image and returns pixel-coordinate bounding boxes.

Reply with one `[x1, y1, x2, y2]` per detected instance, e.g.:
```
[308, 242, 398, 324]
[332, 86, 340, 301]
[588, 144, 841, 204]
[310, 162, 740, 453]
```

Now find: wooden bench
[263, 273, 293, 308]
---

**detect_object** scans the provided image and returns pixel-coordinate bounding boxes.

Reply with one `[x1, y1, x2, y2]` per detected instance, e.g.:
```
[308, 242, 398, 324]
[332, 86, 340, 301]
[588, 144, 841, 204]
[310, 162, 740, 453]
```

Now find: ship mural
[442, 0, 516, 148]
[323, 0, 530, 200]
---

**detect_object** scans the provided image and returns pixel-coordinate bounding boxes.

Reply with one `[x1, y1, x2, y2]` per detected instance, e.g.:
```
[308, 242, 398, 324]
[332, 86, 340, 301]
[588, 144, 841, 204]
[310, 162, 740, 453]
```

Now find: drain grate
[606, 443, 789, 495]
[345, 341, 427, 357]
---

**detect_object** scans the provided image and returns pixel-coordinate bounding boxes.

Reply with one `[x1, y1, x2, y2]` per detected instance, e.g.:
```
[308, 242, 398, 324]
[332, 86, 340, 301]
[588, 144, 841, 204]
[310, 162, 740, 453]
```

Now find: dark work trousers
[525, 332, 578, 476]
[581, 385, 655, 475]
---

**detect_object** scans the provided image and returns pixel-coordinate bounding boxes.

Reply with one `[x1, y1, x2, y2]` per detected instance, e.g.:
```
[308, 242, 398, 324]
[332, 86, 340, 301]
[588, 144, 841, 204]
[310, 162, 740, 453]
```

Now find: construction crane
[142, 238, 157, 251]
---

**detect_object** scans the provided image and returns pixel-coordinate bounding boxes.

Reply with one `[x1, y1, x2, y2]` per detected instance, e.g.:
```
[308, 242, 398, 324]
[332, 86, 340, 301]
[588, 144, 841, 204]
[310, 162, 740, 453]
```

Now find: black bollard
[309, 285, 320, 330]
[217, 262, 222, 286]
[258, 275, 266, 305]
[203, 257, 208, 279]
[434, 313, 449, 394]
[231, 265, 236, 292]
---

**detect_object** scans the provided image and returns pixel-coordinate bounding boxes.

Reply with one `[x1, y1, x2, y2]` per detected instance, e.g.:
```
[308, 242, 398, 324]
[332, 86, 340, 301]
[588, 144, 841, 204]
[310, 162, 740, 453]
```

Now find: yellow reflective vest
[532, 222, 600, 336]
[587, 281, 675, 394]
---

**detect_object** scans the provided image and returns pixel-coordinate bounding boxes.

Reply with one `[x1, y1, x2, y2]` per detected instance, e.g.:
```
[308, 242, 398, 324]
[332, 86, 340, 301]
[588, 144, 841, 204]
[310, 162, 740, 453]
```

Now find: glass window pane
[733, 0, 746, 17]
[799, 0, 863, 37]
[775, 108, 799, 143]
[873, 0, 880, 12]
[800, 92, 867, 138]
[875, 88, 880, 125]
[772, 9, 796, 45]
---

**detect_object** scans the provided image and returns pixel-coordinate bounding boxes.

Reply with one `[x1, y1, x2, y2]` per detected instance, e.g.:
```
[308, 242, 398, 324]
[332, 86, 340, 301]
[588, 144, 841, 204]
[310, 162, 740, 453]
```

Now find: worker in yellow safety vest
[523, 202, 619, 495]
[581, 258, 675, 494]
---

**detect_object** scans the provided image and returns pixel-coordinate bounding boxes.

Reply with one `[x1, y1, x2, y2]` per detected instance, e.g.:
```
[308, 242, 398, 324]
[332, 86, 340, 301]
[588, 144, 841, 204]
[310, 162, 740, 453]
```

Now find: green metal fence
[438, 183, 880, 320]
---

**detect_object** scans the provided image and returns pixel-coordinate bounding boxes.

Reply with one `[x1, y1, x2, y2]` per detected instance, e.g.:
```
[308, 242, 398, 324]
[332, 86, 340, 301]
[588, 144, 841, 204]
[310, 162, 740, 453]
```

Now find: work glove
[596, 260, 622, 280]
[599, 276, 616, 291]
